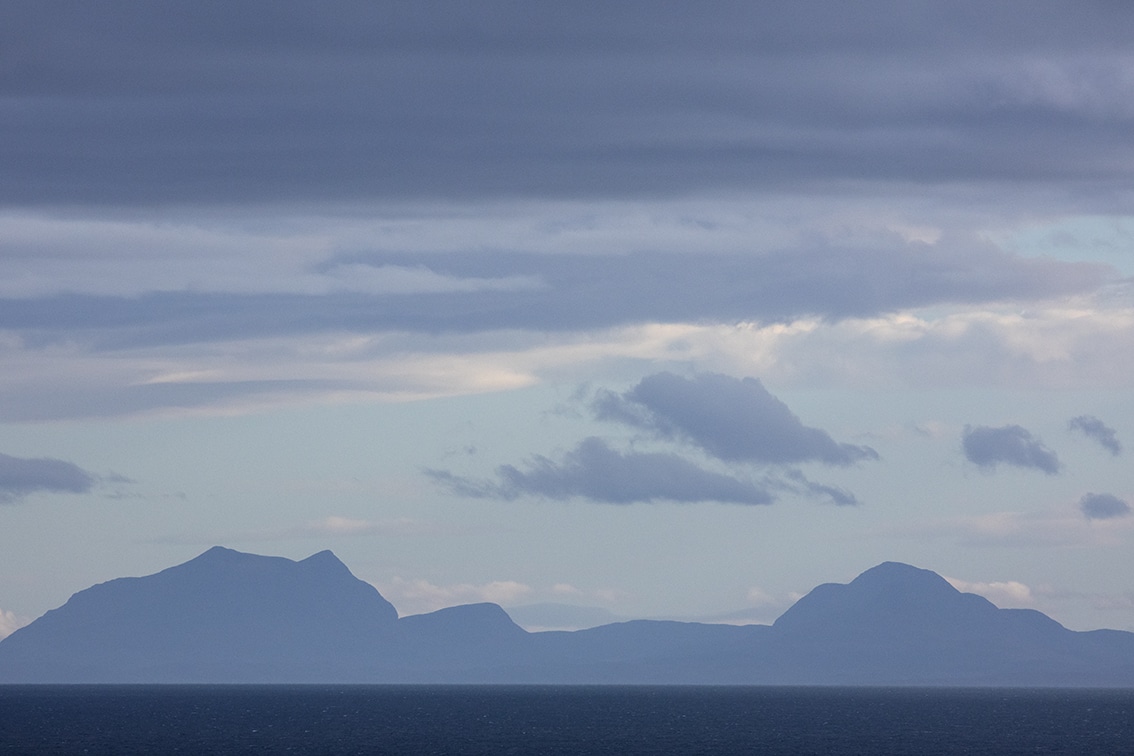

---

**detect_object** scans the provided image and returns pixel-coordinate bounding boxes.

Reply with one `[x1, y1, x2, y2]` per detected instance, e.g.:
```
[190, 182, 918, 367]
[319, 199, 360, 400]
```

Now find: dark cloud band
[4, 2, 1134, 205]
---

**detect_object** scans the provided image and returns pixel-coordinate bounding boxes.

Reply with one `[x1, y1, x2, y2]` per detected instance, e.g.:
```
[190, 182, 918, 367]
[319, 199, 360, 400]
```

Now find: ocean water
[1, 685, 1132, 754]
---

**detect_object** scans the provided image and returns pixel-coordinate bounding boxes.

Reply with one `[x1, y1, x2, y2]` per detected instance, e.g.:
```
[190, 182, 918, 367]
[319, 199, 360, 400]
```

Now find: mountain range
[2, 547, 1133, 686]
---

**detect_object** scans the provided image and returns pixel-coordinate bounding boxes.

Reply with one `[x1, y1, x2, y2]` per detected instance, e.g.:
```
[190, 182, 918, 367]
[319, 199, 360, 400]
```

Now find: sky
[3, 1, 1134, 637]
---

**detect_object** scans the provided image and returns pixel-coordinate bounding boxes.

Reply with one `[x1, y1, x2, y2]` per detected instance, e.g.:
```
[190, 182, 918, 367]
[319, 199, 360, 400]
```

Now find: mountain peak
[772, 561, 992, 637]
[850, 561, 958, 593]
[299, 549, 349, 571]
[197, 545, 244, 560]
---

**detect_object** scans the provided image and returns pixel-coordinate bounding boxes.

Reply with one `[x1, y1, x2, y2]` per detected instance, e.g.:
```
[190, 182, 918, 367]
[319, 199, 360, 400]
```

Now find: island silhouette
[2, 547, 1132, 685]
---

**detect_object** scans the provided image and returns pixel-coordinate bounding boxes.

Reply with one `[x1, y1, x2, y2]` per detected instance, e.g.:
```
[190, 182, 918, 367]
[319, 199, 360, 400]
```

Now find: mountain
[761, 561, 1134, 685]
[0, 547, 400, 682]
[2, 549, 1133, 685]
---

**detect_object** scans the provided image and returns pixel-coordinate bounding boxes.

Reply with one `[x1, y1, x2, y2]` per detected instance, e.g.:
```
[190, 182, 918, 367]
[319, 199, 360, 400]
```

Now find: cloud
[1080, 492, 1131, 521]
[5, 293, 1134, 424]
[5, 4, 1134, 206]
[777, 469, 860, 507]
[594, 372, 877, 466]
[1069, 415, 1122, 455]
[427, 436, 774, 505]
[0, 608, 29, 640]
[721, 299, 1134, 391]
[0, 2, 1130, 429]
[944, 577, 1036, 609]
[427, 434, 860, 507]
[378, 577, 533, 617]
[0, 242, 1108, 352]
[0, 452, 97, 503]
[961, 424, 1061, 474]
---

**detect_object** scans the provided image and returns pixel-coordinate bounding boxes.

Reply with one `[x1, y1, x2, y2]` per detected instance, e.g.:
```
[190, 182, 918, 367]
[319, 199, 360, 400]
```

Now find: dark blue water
[1, 685, 1132, 754]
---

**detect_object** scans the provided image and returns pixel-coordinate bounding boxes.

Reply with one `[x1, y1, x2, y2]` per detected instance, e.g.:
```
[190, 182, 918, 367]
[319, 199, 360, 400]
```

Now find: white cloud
[303, 516, 386, 536]
[729, 297, 1134, 390]
[0, 608, 28, 640]
[551, 583, 583, 597]
[945, 577, 1035, 608]
[745, 586, 778, 607]
[378, 577, 533, 616]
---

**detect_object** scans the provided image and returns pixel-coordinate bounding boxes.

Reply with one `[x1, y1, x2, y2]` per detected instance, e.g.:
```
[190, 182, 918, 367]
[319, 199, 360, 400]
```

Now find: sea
[2, 685, 1132, 754]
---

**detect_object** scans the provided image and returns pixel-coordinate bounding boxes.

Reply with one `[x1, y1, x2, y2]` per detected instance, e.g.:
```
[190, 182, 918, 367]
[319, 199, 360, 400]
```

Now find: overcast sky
[3, 1, 1134, 635]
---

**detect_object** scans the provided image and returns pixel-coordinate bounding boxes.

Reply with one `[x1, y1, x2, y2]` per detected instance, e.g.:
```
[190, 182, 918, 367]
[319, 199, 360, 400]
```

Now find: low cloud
[0, 608, 29, 640]
[427, 436, 774, 506]
[379, 577, 532, 617]
[594, 372, 877, 466]
[962, 424, 1061, 474]
[945, 577, 1035, 609]
[1080, 492, 1131, 521]
[1069, 415, 1122, 455]
[0, 452, 97, 503]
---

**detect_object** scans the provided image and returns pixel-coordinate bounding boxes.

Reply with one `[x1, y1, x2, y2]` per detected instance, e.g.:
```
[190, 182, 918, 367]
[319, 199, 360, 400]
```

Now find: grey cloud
[426, 437, 774, 505]
[0, 242, 1108, 349]
[1069, 415, 1121, 456]
[0, 453, 96, 503]
[778, 469, 860, 507]
[3, 3, 1134, 206]
[962, 424, 1061, 474]
[0, 379, 345, 422]
[1079, 492, 1130, 521]
[594, 372, 877, 466]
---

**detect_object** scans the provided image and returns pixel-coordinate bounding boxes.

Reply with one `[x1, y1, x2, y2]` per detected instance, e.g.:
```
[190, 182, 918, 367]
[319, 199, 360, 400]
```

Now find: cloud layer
[2, 3, 1132, 423]
[0, 242, 1108, 353]
[6, 3, 1134, 205]
[961, 425, 1061, 474]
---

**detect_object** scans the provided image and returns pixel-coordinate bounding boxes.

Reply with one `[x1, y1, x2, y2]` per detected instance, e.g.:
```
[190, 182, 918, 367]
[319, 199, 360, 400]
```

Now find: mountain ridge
[2, 548, 1132, 685]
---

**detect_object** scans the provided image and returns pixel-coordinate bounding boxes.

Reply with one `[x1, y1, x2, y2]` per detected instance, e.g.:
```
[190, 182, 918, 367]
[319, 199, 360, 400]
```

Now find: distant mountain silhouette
[0, 547, 399, 682]
[2, 549, 1133, 685]
[762, 561, 1129, 685]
